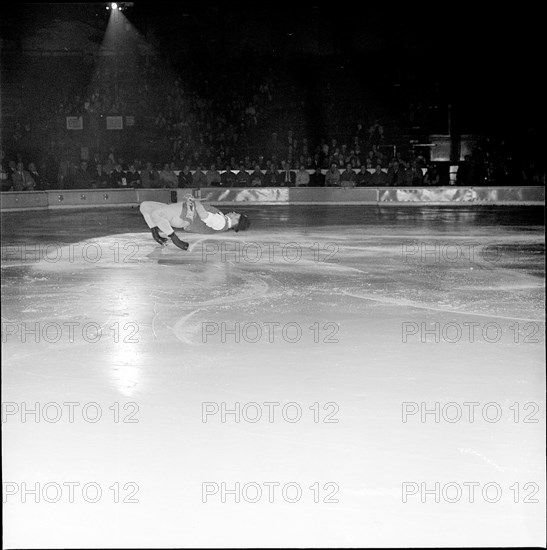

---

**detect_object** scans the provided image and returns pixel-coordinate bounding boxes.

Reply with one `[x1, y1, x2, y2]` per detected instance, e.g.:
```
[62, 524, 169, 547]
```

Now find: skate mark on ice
[171, 309, 204, 344]
[341, 290, 545, 323]
[459, 448, 506, 472]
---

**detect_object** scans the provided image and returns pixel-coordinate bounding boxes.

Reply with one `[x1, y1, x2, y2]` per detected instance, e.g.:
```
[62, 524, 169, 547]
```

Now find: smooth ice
[1, 205, 545, 548]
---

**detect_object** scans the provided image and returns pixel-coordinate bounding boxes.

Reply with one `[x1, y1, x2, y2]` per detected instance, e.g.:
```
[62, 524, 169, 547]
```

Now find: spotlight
[111, 2, 118, 10]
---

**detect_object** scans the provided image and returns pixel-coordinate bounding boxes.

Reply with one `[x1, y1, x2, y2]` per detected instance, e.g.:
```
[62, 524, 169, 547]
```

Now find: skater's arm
[187, 197, 227, 231]
[189, 197, 211, 219]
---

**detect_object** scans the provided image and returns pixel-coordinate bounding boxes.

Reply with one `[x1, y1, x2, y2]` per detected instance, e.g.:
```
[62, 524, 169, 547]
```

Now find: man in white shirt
[139, 197, 250, 250]
[280, 161, 295, 186]
[295, 165, 310, 187]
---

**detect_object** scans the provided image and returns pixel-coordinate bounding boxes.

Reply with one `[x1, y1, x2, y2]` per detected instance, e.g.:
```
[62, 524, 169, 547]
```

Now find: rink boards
[0, 186, 544, 211]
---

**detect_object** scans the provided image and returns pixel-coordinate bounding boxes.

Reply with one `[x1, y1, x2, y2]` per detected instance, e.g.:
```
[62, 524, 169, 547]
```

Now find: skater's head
[225, 212, 250, 232]
[235, 213, 250, 232]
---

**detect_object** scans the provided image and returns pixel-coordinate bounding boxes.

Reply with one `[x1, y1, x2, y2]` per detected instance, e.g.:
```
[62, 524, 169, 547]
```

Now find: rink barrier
[190, 186, 545, 206]
[0, 186, 544, 211]
[47, 189, 137, 209]
[0, 188, 170, 211]
[0, 191, 49, 211]
[377, 186, 546, 205]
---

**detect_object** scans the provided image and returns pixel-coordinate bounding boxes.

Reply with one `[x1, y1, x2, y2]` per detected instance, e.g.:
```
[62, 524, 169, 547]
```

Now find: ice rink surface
[2, 204, 545, 548]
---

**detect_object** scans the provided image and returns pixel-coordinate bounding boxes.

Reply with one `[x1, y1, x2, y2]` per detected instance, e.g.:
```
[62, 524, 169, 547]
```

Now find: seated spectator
[373, 145, 386, 164]
[279, 161, 295, 186]
[354, 145, 364, 164]
[90, 151, 102, 172]
[521, 162, 542, 185]
[414, 151, 427, 169]
[206, 164, 221, 186]
[423, 164, 440, 186]
[249, 165, 264, 187]
[405, 161, 424, 186]
[140, 162, 159, 188]
[386, 161, 405, 186]
[394, 151, 408, 169]
[456, 155, 476, 185]
[125, 164, 142, 188]
[7, 159, 17, 178]
[189, 152, 201, 170]
[103, 155, 115, 175]
[309, 166, 325, 187]
[221, 165, 237, 187]
[365, 150, 377, 167]
[159, 163, 178, 188]
[27, 162, 45, 190]
[325, 163, 341, 187]
[193, 165, 208, 188]
[368, 120, 384, 146]
[1, 153, 13, 183]
[12, 162, 35, 191]
[178, 165, 193, 188]
[73, 161, 95, 189]
[59, 160, 75, 189]
[355, 165, 372, 186]
[0, 155, 10, 191]
[236, 165, 250, 187]
[295, 165, 310, 187]
[370, 164, 388, 186]
[245, 102, 258, 126]
[340, 164, 357, 187]
[109, 163, 126, 188]
[93, 164, 110, 188]
[263, 165, 279, 186]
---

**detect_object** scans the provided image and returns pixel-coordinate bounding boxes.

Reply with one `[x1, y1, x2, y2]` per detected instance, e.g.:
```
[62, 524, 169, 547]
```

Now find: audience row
[0, 155, 463, 191]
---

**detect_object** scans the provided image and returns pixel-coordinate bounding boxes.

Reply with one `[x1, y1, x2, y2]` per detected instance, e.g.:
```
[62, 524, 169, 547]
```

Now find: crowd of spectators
[5, 54, 280, 167]
[2, 53, 544, 191]
[5, 137, 541, 191]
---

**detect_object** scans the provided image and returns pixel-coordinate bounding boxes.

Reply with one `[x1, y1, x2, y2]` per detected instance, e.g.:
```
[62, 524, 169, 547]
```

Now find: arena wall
[0, 186, 544, 212]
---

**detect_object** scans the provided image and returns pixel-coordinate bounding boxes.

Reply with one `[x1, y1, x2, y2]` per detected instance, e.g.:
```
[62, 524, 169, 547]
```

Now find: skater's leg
[139, 201, 165, 229]
[139, 201, 189, 250]
[139, 201, 176, 236]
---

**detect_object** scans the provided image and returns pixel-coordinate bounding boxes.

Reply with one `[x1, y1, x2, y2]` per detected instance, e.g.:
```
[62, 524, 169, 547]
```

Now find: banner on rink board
[199, 187, 289, 203]
[378, 187, 546, 204]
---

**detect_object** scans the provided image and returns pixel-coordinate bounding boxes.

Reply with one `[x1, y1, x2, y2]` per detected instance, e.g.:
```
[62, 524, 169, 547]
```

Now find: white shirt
[203, 212, 228, 231]
[295, 170, 310, 186]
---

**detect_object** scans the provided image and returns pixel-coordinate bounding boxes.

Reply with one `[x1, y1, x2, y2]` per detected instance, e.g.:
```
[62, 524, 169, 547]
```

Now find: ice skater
[139, 196, 250, 250]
